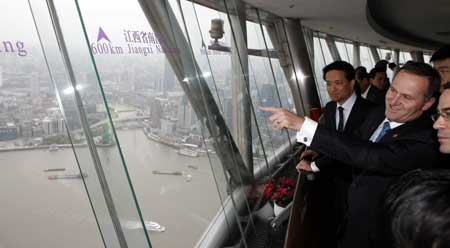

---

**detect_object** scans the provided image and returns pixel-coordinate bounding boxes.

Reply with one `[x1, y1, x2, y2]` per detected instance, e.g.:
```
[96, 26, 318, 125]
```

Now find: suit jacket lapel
[326, 101, 337, 130]
[345, 97, 361, 132]
[362, 107, 386, 140]
[378, 115, 430, 143]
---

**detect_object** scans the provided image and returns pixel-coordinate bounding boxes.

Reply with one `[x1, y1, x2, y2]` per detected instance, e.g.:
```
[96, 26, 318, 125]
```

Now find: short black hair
[355, 66, 367, 73]
[396, 62, 441, 99]
[388, 62, 397, 70]
[384, 169, 450, 248]
[375, 59, 388, 71]
[368, 67, 386, 79]
[430, 45, 450, 62]
[355, 66, 368, 80]
[322, 61, 355, 82]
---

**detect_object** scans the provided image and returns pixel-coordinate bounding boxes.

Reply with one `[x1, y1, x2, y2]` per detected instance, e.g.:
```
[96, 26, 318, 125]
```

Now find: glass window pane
[360, 45, 375, 70]
[80, 0, 232, 247]
[345, 42, 354, 65]
[312, 36, 332, 105]
[0, 0, 105, 247]
[399, 51, 412, 65]
[336, 41, 352, 64]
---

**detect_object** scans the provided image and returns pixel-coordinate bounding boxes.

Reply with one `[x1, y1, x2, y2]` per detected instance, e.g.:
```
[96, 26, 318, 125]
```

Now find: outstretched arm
[260, 107, 305, 131]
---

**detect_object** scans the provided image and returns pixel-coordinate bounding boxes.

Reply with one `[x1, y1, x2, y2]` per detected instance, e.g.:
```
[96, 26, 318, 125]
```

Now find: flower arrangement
[263, 176, 296, 207]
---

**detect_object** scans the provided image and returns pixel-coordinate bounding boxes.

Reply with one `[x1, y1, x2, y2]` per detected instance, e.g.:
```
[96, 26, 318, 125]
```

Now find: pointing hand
[260, 107, 305, 131]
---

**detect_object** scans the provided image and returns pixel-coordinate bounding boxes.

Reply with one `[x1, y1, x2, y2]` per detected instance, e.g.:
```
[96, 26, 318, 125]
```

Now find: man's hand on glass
[260, 107, 305, 131]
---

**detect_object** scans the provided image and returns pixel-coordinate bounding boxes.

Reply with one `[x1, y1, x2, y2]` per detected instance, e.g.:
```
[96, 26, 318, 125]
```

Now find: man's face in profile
[433, 89, 450, 153]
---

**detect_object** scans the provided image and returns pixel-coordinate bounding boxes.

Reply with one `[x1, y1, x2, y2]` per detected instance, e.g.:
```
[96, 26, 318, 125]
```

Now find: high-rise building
[42, 117, 65, 136]
[162, 59, 177, 94]
[150, 98, 163, 129]
[57, 118, 66, 134]
[160, 118, 176, 137]
[176, 95, 197, 134]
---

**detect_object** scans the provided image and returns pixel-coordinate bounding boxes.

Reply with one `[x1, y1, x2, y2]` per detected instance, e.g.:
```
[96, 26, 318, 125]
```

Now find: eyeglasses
[431, 110, 450, 122]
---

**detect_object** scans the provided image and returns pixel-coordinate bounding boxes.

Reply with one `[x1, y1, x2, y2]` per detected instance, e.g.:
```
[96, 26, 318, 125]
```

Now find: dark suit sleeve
[309, 125, 438, 175]
[315, 156, 333, 171]
[314, 155, 353, 180]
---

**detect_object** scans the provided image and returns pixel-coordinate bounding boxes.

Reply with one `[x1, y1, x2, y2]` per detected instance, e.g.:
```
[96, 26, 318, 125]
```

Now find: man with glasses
[262, 62, 441, 248]
[433, 82, 450, 154]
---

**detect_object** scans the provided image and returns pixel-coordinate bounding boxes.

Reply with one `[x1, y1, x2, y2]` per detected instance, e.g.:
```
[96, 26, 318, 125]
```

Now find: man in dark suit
[357, 68, 385, 105]
[430, 45, 450, 92]
[383, 83, 450, 248]
[369, 66, 388, 92]
[354, 66, 366, 95]
[262, 62, 441, 248]
[302, 61, 374, 248]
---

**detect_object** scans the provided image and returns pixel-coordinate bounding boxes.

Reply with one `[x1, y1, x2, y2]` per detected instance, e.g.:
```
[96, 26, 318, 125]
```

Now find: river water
[0, 129, 228, 248]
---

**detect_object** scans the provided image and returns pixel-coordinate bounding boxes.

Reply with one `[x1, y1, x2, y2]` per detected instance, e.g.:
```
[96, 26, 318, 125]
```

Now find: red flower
[263, 184, 274, 199]
[263, 176, 296, 207]
[282, 177, 296, 186]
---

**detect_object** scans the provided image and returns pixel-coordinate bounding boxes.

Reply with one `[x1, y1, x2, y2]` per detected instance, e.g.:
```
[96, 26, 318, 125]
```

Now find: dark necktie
[375, 121, 391, 142]
[337, 106, 344, 132]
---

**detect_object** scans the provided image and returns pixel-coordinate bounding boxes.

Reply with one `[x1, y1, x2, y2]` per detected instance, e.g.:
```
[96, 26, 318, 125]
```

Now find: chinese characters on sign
[90, 27, 177, 56]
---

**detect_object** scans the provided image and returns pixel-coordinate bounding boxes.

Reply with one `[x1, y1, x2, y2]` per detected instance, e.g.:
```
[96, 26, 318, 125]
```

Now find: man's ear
[350, 79, 355, 89]
[422, 97, 436, 111]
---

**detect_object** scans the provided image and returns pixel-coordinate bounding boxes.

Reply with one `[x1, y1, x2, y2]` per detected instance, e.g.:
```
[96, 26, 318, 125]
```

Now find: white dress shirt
[335, 92, 357, 130]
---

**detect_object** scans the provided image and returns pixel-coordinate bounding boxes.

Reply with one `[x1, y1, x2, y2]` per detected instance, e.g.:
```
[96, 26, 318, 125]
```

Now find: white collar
[383, 118, 404, 129]
[337, 92, 357, 110]
[361, 84, 371, 97]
